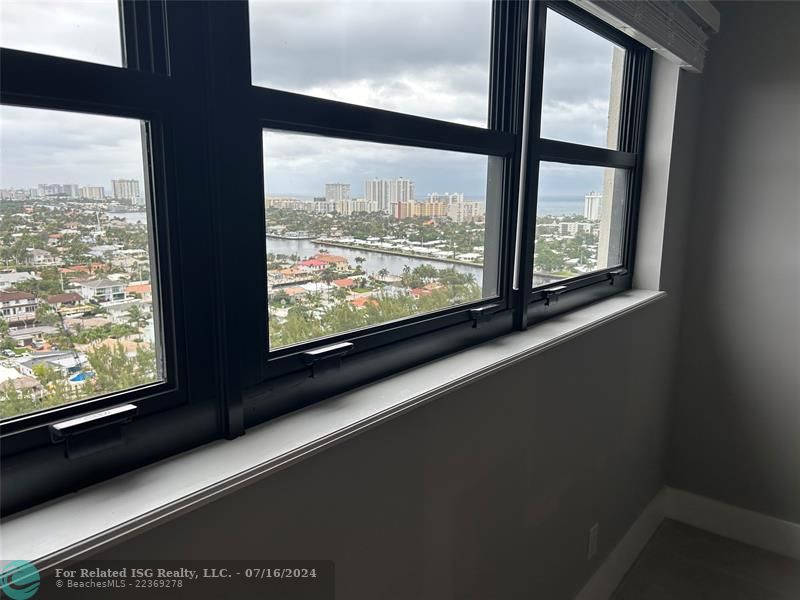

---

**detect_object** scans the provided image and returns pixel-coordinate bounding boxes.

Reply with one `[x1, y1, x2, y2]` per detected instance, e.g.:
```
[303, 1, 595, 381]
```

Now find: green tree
[85, 343, 157, 394]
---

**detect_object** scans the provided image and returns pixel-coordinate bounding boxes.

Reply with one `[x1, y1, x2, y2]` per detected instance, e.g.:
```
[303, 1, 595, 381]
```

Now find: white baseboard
[574, 489, 667, 600]
[574, 486, 800, 600]
[664, 488, 800, 562]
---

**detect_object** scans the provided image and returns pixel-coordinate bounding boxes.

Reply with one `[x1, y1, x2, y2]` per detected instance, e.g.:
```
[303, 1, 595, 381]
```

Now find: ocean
[536, 196, 584, 216]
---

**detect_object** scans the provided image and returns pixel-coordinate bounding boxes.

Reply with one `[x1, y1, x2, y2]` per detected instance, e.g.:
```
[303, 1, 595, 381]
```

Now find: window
[248, 0, 492, 125]
[533, 163, 628, 283]
[0, 0, 123, 66]
[1, 1, 219, 514]
[263, 131, 502, 349]
[539, 8, 624, 149]
[521, 2, 650, 324]
[0, 1, 650, 515]
[0, 105, 162, 419]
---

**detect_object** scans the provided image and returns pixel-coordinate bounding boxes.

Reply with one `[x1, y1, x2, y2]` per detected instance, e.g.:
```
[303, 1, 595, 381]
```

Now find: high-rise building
[338, 198, 378, 215]
[584, 191, 603, 221]
[325, 183, 350, 203]
[390, 177, 415, 204]
[79, 186, 106, 201]
[427, 192, 464, 205]
[112, 179, 141, 202]
[36, 183, 78, 197]
[364, 178, 392, 212]
[313, 196, 336, 213]
[365, 178, 415, 211]
[447, 201, 485, 223]
[393, 201, 447, 219]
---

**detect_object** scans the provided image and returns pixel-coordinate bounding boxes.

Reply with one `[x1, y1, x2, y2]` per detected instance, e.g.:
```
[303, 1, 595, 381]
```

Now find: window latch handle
[469, 304, 500, 328]
[608, 268, 628, 285]
[543, 285, 568, 306]
[49, 403, 137, 459]
[301, 342, 354, 378]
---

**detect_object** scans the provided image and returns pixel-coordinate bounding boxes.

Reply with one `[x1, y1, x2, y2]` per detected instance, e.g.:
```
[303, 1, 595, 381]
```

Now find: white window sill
[1, 289, 664, 571]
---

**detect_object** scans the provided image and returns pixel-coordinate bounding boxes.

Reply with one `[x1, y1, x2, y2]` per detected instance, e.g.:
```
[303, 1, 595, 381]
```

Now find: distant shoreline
[311, 239, 484, 268]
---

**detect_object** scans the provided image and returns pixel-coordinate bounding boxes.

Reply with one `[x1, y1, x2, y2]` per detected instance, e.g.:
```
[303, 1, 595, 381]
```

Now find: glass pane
[0, 0, 122, 66]
[540, 9, 624, 149]
[533, 162, 628, 286]
[264, 130, 502, 349]
[0, 106, 162, 419]
[249, 0, 492, 127]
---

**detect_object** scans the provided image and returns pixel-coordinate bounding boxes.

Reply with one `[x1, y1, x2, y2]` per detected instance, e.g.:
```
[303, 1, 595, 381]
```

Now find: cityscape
[264, 175, 612, 348]
[0, 181, 156, 418]
[0, 171, 612, 416]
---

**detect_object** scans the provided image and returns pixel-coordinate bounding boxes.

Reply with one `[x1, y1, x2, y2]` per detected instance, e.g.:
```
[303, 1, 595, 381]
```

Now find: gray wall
[97, 303, 675, 599]
[668, 1, 800, 524]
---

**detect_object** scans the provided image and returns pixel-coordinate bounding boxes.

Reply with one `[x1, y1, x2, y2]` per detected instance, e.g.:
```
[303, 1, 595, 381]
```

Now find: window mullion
[514, 0, 548, 328]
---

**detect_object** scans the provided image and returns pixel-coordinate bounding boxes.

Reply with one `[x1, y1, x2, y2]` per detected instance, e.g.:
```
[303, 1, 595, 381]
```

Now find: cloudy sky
[0, 1, 619, 199]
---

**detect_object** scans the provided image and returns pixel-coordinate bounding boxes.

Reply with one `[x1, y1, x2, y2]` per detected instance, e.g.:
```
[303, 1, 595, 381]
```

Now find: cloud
[0, 105, 145, 188]
[249, 0, 492, 124]
[0, 1, 620, 199]
[0, 0, 121, 66]
[537, 162, 619, 198]
[538, 9, 622, 149]
[264, 130, 490, 198]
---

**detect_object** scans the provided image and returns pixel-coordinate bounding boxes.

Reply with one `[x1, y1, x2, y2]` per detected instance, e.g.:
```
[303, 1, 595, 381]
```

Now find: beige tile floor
[612, 519, 800, 600]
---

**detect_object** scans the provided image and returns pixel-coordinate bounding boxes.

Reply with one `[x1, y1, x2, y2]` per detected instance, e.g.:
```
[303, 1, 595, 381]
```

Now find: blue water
[537, 196, 584, 216]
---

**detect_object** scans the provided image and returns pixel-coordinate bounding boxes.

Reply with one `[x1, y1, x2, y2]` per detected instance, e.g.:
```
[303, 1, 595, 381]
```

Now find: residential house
[0, 291, 37, 325]
[8, 325, 58, 349]
[18, 350, 88, 378]
[25, 248, 60, 266]
[0, 271, 40, 291]
[125, 283, 152, 301]
[77, 279, 125, 303]
[46, 293, 83, 308]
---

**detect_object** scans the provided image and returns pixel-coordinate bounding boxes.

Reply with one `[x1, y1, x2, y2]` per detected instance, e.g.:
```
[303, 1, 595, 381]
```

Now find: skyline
[1, 1, 618, 196]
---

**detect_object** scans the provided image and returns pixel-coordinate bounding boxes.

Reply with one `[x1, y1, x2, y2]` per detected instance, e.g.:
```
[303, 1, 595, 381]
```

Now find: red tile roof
[313, 254, 347, 263]
[0, 291, 35, 302]
[125, 283, 152, 295]
[410, 288, 432, 297]
[46, 293, 82, 305]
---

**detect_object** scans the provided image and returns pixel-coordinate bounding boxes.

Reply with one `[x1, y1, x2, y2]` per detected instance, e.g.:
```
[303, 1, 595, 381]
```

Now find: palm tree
[319, 267, 338, 301]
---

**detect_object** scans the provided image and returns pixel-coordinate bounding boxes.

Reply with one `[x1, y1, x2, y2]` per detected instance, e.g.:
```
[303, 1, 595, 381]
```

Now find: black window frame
[0, 0, 651, 516]
[206, 0, 530, 431]
[517, 1, 652, 327]
[0, 1, 227, 513]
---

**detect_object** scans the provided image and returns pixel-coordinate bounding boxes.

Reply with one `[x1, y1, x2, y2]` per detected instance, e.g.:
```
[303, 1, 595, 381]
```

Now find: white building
[363, 177, 415, 211]
[335, 198, 379, 216]
[112, 179, 141, 203]
[25, 248, 60, 266]
[79, 186, 106, 201]
[265, 197, 307, 211]
[428, 192, 464, 205]
[325, 183, 350, 203]
[77, 279, 126, 303]
[312, 198, 336, 214]
[36, 183, 77, 198]
[560, 222, 596, 236]
[584, 191, 604, 221]
[0, 291, 37, 325]
[447, 201, 485, 223]
[391, 177, 415, 204]
[364, 178, 392, 212]
[0, 271, 40, 291]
